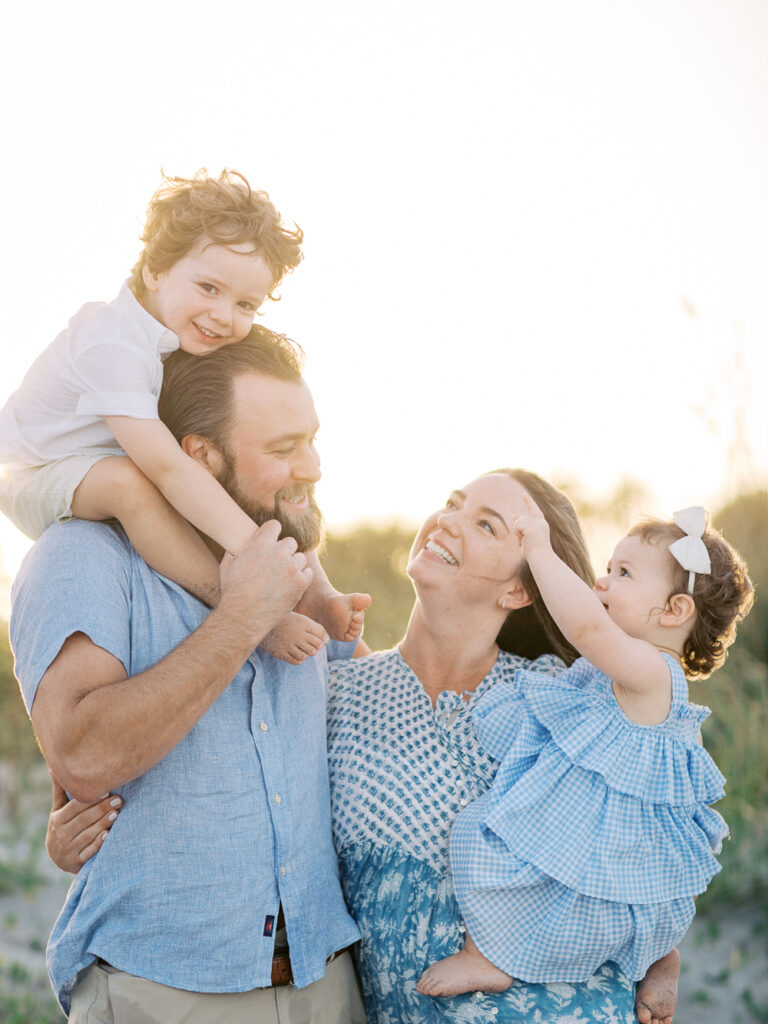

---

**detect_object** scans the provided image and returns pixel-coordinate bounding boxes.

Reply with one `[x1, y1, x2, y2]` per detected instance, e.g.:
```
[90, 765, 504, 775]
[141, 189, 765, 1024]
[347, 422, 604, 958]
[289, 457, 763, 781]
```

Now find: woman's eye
[445, 499, 457, 510]
[238, 301, 256, 312]
[479, 520, 495, 534]
[199, 282, 217, 294]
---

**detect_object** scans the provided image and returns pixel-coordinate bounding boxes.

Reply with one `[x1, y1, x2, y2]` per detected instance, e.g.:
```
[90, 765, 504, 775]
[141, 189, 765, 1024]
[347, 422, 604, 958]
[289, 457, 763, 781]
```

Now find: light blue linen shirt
[11, 520, 360, 1014]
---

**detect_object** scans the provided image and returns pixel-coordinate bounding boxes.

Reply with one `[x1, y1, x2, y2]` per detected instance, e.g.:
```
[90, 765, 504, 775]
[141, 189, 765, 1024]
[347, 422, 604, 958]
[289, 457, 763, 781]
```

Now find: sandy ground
[1, 802, 766, 1022]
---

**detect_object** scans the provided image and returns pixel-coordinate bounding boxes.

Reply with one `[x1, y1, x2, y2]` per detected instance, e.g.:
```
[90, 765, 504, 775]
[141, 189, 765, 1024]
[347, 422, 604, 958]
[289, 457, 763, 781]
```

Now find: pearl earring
[501, 599, 507, 610]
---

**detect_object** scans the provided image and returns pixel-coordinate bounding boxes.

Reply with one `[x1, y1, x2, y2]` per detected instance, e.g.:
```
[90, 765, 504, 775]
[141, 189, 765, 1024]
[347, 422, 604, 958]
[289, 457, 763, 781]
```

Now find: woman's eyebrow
[479, 506, 509, 530]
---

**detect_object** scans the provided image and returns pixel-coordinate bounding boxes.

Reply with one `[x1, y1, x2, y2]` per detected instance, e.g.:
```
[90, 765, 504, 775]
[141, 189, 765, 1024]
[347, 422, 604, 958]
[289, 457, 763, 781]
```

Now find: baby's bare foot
[298, 590, 372, 643]
[417, 948, 513, 998]
[635, 948, 679, 1024]
[260, 612, 328, 665]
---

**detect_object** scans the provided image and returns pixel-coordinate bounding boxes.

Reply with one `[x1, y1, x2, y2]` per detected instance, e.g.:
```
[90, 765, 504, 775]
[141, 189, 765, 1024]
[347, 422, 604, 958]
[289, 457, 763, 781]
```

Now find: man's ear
[180, 434, 223, 476]
[498, 578, 532, 612]
[661, 593, 697, 629]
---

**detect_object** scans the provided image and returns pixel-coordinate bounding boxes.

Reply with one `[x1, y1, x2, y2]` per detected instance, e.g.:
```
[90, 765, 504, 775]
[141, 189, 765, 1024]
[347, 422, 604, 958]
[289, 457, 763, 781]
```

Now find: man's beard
[218, 448, 324, 553]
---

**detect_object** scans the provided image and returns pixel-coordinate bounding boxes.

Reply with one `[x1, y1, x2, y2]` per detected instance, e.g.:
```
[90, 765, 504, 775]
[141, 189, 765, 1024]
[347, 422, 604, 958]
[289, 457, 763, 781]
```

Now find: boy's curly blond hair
[130, 169, 303, 301]
[627, 516, 754, 679]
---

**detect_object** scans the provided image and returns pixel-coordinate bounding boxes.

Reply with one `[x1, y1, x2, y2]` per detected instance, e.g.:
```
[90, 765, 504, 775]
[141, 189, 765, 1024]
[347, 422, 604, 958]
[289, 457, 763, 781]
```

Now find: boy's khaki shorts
[0, 451, 126, 539]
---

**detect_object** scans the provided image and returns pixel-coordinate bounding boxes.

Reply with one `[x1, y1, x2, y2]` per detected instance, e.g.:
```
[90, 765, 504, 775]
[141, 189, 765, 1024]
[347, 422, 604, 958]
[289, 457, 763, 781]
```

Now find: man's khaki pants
[68, 953, 366, 1023]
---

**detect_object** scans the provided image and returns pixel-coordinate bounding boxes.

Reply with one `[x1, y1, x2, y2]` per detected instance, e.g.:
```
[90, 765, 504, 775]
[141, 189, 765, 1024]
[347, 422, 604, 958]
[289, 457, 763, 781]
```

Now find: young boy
[0, 170, 369, 661]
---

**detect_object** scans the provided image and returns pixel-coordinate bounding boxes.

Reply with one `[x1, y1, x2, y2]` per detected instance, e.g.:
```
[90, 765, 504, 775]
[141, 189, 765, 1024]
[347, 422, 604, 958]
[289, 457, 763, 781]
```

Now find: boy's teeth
[198, 325, 218, 337]
[425, 540, 457, 565]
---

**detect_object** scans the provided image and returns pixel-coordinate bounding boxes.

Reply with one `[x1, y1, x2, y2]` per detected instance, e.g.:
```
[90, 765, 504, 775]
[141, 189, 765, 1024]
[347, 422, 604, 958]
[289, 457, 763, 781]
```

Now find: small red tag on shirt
[263, 915, 275, 937]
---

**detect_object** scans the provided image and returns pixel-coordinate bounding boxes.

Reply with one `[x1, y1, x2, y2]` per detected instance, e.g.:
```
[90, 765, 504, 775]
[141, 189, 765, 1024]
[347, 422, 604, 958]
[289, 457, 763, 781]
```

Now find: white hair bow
[669, 506, 711, 594]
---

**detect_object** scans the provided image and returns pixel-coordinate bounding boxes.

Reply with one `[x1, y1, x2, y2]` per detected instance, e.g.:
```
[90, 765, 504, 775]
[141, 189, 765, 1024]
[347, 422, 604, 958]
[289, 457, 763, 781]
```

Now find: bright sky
[2, 0, 767, 588]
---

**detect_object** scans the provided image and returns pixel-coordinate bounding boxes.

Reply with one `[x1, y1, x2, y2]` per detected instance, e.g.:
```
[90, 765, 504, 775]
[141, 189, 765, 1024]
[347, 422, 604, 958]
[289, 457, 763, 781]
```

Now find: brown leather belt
[270, 945, 352, 987]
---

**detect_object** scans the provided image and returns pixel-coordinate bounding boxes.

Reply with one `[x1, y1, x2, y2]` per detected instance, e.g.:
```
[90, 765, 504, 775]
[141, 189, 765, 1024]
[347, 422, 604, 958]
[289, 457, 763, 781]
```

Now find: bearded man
[10, 326, 365, 1023]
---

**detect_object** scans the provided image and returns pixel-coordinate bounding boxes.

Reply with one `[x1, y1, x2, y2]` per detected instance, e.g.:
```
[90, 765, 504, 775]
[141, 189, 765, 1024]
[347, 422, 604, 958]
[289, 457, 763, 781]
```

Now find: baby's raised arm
[512, 495, 669, 698]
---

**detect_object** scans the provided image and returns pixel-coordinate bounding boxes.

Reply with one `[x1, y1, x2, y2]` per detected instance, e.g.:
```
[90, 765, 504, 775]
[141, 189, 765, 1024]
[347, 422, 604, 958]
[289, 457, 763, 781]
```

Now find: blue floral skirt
[340, 841, 637, 1024]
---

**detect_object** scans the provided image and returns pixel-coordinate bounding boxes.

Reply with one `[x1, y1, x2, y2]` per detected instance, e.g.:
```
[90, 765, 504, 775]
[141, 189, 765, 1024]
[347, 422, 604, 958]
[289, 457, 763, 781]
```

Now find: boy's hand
[510, 493, 552, 557]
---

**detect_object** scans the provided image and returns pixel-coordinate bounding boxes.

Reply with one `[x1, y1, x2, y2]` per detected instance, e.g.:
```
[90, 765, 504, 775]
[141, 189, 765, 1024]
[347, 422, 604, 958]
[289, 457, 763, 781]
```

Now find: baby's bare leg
[635, 948, 679, 1024]
[72, 457, 221, 606]
[417, 931, 514, 998]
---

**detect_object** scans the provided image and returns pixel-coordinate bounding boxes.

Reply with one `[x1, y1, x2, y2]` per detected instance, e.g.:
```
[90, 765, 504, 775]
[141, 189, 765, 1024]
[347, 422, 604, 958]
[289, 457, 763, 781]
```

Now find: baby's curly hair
[627, 516, 754, 680]
[130, 169, 303, 301]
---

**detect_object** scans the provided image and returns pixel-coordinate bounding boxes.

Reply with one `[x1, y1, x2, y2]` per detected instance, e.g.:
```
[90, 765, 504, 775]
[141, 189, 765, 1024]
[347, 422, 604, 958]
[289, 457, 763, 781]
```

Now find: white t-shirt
[0, 282, 179, 469]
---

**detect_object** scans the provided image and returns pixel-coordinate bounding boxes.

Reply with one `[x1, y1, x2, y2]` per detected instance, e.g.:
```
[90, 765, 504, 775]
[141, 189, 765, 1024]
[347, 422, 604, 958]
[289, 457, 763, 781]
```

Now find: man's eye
[479, 520, 495, 534]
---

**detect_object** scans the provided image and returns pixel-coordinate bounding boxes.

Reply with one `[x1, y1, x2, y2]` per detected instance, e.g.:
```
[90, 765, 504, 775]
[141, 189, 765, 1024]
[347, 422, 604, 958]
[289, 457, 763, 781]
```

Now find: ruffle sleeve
[471, 659, 728, 903]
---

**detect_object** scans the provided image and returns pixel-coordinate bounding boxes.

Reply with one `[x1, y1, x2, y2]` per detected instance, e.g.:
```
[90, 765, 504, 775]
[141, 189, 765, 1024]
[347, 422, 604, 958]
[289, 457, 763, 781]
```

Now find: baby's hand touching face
[509, 493, 552, 557]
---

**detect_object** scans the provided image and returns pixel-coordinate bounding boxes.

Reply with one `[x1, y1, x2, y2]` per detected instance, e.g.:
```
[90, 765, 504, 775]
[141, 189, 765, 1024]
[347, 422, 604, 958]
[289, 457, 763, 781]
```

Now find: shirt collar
[116, 280, 180, 356]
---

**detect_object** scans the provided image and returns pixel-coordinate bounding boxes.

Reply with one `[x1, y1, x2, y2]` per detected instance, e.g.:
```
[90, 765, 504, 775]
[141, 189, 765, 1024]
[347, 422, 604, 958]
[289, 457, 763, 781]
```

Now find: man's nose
[293, 445, 321, 482]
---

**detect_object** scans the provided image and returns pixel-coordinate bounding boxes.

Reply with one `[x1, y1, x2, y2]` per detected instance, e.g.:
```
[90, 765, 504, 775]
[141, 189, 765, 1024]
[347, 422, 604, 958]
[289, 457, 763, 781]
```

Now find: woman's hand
[46, 771, 122, 873]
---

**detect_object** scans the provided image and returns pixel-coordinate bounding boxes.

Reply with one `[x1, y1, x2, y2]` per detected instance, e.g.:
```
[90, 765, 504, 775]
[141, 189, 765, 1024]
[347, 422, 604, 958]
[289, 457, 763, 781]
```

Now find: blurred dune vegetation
[1, 487, 766, 917]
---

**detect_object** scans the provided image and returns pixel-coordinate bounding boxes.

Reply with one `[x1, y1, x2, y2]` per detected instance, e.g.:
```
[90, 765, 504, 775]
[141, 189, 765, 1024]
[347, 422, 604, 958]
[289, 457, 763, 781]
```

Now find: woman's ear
[661, 592, 697, 629]
[498, 578, 532, 612]
[180, 434, 224, 477]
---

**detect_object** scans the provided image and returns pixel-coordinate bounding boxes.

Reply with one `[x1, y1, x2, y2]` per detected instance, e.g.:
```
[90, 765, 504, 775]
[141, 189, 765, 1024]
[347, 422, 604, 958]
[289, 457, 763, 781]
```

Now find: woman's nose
[436, 510, 460, 534]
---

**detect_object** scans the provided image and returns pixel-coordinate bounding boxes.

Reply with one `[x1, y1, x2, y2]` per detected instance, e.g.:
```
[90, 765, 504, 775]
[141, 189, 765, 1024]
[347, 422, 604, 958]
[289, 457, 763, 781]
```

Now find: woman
[48, 469, 678, 1023]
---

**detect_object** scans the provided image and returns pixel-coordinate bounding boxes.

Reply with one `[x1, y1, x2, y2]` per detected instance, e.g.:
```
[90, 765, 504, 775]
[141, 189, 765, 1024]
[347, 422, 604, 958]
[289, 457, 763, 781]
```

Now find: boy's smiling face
[141, 237, 274, 355]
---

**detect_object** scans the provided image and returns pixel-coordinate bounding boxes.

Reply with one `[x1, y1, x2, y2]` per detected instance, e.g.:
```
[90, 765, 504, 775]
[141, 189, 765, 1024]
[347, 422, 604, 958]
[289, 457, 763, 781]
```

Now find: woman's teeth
[425, 540, 457, 565]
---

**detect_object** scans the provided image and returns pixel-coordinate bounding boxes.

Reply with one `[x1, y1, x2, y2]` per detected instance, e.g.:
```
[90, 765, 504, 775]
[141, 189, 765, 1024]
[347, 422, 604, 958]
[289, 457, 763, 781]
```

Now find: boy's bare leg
[72, 457, 221, 606]
[635, 948, 679, 1024]
[260, 612, 328, 665]
[297, 552, 372, 642]
[417, 932, 514, 997]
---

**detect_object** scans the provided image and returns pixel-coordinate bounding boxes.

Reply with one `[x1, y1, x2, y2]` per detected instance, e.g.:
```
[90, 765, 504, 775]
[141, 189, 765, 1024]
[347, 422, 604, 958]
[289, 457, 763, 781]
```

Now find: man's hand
[219, 520, 313, 645]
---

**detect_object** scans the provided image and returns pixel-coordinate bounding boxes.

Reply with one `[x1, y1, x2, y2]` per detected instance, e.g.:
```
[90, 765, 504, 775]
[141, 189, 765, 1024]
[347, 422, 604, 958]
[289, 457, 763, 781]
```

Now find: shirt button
[274, 793, 282, 804]
[280, 866, 286, 876]
[491, 1008, 499, 1015]
[259, 722, 269, 732]
[450, 759, 459, 767]
[458, 798, 468, 807]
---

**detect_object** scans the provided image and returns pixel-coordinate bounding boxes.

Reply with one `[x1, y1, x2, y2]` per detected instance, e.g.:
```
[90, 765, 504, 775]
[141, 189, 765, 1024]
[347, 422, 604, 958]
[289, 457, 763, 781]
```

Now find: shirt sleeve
[74, 343, 160, 419]
[10, 522, 134, 713]
[326, 639, 358, 663]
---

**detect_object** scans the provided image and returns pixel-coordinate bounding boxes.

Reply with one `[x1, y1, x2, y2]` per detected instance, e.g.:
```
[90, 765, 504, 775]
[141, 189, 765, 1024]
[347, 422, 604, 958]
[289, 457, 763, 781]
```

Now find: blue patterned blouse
[328, 648, 638, 1024]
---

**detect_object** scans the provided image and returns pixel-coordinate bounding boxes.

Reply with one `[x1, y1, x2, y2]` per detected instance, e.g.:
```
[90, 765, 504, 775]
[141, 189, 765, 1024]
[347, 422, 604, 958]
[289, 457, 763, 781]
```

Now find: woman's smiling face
[407, 473, 529, 598]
